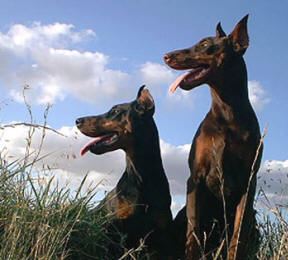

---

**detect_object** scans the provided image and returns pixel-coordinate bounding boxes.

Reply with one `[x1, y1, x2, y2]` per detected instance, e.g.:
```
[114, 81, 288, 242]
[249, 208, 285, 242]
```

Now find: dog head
[164, 15, 249, 92]
[76, 85, 155, 155]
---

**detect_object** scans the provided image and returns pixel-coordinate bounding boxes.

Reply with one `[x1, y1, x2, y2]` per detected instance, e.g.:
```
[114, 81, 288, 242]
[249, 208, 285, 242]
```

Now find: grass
[0, 90, 287, 259]
[258, 211, 288, 260]
[0, 154, 112, 260]
[0, 91, 149, 260]
[0, 150, 153, 260]
[1, 132, 288, 260]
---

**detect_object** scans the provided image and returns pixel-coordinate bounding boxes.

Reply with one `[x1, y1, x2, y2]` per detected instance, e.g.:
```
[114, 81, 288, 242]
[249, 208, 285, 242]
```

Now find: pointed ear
[137, 85, 146, 99]
[136, 85, 155, 116]
[229, 14, 249, 55]
[216, 22, 226, 37]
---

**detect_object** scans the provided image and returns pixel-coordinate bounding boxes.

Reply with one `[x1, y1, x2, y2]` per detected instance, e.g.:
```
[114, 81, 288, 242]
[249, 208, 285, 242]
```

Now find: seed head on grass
[0, 85, 150, 259]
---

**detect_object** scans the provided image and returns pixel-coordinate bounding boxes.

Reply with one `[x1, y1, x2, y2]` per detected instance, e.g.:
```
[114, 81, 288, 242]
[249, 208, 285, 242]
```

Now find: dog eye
[201, 41, 209, 48]
[110, 108, 120, 116]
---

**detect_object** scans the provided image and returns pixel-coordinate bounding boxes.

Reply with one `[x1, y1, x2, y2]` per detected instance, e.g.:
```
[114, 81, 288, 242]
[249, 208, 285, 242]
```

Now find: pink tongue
[169, 72, 190, 93]
[80, 137, 101, 156]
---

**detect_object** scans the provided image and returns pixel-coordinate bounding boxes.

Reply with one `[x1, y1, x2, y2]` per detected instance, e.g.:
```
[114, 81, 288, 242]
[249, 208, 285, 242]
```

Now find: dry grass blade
[0, 89, 146, 260]
[0, 122, 67, 138]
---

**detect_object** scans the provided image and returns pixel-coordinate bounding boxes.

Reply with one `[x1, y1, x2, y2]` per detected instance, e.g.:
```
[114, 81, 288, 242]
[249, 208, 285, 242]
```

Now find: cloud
[0, 22, 268, 110]
[171, 200, 185, 216]
[5, 22, 95, 48]
[0, 22, 132, 105]
[139, 64, 270, 110]
[248, 80, 270, 111]
[1, 123, 288, 211]
[160, 140, 190, 194]
[0, 124, 189, 195]
[0, 22, 186, 107]
[257, 160, 288, 208]
[140, 62, 177, 86]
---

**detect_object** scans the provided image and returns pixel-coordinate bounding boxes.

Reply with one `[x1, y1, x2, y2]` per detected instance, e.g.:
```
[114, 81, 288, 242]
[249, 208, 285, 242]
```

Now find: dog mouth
[81, 132, 119, 156]
[169, 65, 210, 93]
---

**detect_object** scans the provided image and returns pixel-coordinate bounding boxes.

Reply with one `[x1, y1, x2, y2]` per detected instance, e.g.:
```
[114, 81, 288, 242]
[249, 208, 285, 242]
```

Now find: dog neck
[209, 56, 255, 123]
[117, 119, 170, 208]
[126, 119, 165, 183]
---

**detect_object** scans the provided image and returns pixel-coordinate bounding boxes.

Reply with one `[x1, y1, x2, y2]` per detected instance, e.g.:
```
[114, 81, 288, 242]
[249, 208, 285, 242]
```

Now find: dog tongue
[80, 137, 102, 156]
[169, 72, 191, 93]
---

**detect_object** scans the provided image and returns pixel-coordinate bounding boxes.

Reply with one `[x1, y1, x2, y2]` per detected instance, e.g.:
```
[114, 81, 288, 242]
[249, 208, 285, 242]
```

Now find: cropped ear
[137, 85, 146, 99]
[229, 14, 249, 55]
[136, 85, 155, 116]
[216, 22, 226, 37]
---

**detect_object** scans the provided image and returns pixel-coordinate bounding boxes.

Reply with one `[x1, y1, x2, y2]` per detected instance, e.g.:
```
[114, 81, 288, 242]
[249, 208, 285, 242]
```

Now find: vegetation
[0, 144, 154, 260]
[0, 92, 287, 259]
[0, 92, 149, 260]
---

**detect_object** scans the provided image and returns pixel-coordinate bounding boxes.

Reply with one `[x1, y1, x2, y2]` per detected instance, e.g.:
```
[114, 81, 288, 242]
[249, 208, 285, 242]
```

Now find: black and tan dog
[76, 86, 174, 259]
[164, 15, 262, 259]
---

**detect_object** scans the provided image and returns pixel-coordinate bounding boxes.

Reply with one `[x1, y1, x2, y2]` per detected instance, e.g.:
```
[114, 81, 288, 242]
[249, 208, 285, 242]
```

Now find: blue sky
[0, 0, 287, 212]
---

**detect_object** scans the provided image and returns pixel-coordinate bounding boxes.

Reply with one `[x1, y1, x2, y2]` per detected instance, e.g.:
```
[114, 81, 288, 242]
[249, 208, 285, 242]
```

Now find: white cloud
[140, 62, 177, 86]
[139, 64, 269, 109]
[248, 80, 270, 111]
[0, 22, 132, 105]
[1, 124, 288, 211]
[0, 124, 189, 195]
[0, 23, 184, 106]
[160, 140, 190, 194]
[6, 22, 94, 48]
[138, 62, 199, 108]
[257, 159, 288, 208]
[0, 22, 268, 110]
[171, 200, 185, 216]
[0, 21, 188, 107]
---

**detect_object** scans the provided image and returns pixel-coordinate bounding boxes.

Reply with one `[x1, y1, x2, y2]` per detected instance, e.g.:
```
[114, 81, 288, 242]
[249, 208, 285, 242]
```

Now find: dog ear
[137, 85, 146, 99]
[136, 85, 155, 116]
[229, 14, 249, 55]
[216, 22, 226, 37]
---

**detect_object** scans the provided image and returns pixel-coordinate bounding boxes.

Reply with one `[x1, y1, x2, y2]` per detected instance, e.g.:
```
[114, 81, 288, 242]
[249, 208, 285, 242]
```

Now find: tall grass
[0, 142, 152, 259]
[0, 152, 117, 259]
[0, 89, 287, 259]
[0, 90, 116, 259]
[256, 197, 288, 260]
[0, 88, 152, 259]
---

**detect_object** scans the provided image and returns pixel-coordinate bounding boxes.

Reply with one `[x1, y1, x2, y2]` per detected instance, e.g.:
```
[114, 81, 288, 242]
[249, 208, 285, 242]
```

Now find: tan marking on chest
[195, 134, 225, 166]
[115, 199, 135, 219]
[195, 134, 213, 164]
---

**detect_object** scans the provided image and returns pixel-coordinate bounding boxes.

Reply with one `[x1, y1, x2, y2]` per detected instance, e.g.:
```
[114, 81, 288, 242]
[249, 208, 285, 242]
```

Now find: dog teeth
[194, 69, 207, 79]
[111, 134, 118, 141]
[100, 134, 118, 145]
[200, 69, 207, 75]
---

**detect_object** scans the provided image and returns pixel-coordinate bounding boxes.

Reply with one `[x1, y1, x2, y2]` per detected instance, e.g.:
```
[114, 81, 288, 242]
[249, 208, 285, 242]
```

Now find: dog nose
[75, 118, 84, 127]
[163, 54, 171, 63]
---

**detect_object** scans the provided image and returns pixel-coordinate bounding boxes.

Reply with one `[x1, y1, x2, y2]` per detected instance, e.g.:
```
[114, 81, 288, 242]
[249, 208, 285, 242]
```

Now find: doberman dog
[164, 15, 262, 260]
[76, 86, 174, 259]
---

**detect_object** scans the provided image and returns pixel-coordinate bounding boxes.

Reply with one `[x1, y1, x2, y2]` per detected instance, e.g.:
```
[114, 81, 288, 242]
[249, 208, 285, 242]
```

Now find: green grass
[0, 147, 151, 259]
[1, 142, 288, 260]
[0, 95, 287, 259]
[0, 155, 116, 260]
[257, 209, 288, 260]
[0, 93, 152, 260]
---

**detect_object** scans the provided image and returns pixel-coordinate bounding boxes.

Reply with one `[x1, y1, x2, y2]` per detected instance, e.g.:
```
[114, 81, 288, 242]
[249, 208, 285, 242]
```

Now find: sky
[0, 0, 287, 214]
